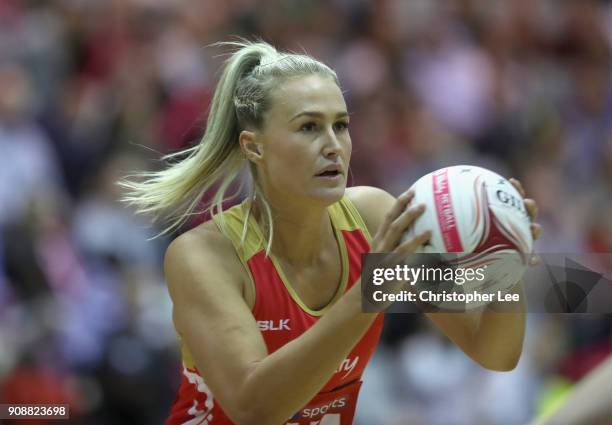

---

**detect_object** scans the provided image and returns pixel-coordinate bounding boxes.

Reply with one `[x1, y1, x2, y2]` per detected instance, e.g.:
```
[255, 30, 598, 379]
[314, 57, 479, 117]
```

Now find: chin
[308, 186, 346, 206]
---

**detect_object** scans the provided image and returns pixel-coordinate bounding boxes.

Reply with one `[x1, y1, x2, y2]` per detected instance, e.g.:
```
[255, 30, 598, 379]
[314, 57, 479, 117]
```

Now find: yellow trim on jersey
[214, 201, 264, 262]
[212, 201, 259, 308]
[182, 342, 196, 369]
[268, 210, 349, 317]
[331, 195, 373, 243]
[212, 196, 369, 317]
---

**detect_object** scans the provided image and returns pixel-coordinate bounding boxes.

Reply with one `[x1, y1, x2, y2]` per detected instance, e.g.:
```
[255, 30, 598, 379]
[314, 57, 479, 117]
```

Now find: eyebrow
[289, 111, 349, 122]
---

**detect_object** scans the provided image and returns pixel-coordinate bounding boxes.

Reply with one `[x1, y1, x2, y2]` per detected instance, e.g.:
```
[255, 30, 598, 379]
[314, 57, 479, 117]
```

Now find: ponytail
[120, 39, 339, 252]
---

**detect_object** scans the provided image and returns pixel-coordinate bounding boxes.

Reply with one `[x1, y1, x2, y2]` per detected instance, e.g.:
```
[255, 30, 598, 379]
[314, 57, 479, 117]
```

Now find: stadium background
[1, 0, 611, 424]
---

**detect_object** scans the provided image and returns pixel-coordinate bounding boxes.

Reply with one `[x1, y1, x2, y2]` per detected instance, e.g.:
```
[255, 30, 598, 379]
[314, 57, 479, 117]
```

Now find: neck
[252, 196, 335, 267]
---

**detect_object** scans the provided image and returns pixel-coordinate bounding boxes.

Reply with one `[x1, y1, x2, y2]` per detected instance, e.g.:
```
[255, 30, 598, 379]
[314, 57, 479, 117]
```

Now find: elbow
[222, 396, 264, 425]
[469, 332, 524, 372]
[229, 373, 285, 425]
[480, 358, 519, 372]
[233, 392, 294, 425]
[474, 351, 521, 372]
[231, 413, 264, 425]
[231, 407, 283, 425]
[225, 404, 265, 425]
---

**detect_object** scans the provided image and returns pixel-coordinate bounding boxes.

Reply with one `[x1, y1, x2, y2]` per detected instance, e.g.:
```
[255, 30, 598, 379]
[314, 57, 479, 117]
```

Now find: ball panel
[431, 167, 464, 252]
[397, 165, 534, 310]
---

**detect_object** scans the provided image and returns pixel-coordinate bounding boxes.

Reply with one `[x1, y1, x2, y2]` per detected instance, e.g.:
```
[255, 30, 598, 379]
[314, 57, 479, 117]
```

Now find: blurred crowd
[0, 0, 611, 424]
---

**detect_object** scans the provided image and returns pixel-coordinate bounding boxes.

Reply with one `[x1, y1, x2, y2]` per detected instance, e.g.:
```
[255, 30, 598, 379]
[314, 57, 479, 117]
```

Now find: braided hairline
[233, 84, 265, 129]
[233, 51, 340, 131]
[233, 95, 259, 113]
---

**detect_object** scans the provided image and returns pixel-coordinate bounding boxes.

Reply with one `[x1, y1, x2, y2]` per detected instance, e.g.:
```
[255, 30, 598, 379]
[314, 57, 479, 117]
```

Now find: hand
[366, 190, 431, 300]
[370, 189, 431, 256]
[509, 177, 542, 241]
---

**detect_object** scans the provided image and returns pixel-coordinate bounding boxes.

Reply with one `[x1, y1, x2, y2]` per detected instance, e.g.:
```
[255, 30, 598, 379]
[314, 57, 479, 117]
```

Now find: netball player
[121, 41, 540, 425]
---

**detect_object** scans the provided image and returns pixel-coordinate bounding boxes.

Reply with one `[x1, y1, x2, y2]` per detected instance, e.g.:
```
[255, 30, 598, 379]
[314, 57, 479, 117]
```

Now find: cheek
[340, 135, 352, 164]
[264, 141, 311, 180]
[344, 136, 352, 159]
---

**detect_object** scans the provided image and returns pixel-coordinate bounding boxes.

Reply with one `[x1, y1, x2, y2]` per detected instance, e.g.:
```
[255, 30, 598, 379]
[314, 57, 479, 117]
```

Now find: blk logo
[257, 319, 291, 331]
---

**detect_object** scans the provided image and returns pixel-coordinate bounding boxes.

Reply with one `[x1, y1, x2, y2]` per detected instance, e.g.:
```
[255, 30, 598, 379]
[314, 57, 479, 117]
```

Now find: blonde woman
[122, 41, 540, 425]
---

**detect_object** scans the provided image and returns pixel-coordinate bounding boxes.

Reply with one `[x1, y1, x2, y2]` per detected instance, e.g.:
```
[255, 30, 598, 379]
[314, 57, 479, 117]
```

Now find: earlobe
[239, 130, 263, 163]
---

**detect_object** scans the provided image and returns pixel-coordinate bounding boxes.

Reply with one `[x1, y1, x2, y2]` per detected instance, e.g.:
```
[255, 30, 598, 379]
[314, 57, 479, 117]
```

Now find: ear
[239, 130, 263, 164]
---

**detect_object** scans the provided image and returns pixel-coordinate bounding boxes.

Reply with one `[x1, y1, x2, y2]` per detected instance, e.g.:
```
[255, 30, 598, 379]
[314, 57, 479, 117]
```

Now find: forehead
[268, 74, 347, 120]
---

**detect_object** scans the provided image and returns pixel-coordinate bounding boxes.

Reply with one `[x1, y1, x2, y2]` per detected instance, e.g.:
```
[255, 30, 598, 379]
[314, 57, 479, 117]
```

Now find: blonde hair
[119, 39, 340, 252]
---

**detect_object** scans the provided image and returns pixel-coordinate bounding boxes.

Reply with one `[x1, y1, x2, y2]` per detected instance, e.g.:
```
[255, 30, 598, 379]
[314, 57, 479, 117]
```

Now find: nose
[322, 126, 342, 158]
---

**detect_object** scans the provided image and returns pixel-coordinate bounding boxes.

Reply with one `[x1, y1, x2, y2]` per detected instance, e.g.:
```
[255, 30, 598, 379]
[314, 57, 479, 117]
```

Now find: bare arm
[165, 193, 428, 425]
[425, 287, 525, 371]
[531, 357, 612, 425]
[348, 185, 526, 371]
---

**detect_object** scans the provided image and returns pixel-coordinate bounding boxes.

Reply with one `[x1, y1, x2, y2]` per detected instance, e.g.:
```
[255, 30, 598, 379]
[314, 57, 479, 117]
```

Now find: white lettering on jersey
[335, 356, 359, 379]
[182, 365, 215, 425]
[257, 319, 291, 331]
[302, 397, 347, 418]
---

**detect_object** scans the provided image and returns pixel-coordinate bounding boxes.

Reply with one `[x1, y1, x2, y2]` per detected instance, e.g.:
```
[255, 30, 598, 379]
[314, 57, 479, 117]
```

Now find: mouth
[315, 164, 343, 178]
[315, 170, 342, 178]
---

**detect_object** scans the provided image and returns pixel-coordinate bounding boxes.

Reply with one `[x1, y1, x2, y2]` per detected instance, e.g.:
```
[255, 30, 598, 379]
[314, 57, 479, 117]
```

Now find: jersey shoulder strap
[211, 200, 264, 263]
[328, 195, 373, 243]
[211, 195, 372, 261]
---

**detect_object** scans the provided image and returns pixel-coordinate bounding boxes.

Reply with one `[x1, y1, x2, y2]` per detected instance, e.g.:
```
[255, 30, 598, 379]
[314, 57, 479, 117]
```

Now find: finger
[524, 198, 538, 221]
[400, 188, 415, 201]
[377, 190, 415, 238]
[383, 203, 426, 250]
[402, 189, 416, 205]
[530, 222, 542, 241]
[509, 178, 526, 198]
[395, 230, 432, 256]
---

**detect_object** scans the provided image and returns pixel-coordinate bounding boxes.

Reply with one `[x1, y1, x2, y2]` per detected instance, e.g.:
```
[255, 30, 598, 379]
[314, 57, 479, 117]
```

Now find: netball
[402, 165, 534, 301]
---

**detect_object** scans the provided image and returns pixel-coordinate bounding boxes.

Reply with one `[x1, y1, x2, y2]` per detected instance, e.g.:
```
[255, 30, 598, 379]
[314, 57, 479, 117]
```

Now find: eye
[334, 120, 349, 132]
[300, 122, 318, 133]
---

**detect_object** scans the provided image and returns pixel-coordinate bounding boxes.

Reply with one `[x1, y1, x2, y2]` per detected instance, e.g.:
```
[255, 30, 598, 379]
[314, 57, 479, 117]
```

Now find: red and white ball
[403, 165, 533, 307]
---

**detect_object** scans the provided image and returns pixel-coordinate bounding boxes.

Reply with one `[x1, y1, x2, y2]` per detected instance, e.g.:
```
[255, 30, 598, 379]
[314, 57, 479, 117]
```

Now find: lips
[315, 165, 342, 177]
[316, 170, 340, 177]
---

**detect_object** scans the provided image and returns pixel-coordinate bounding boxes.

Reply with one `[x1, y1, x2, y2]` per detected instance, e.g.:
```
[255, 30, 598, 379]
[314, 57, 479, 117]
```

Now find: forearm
[428, 284, 525, 371]
[240, 280, 378, 424]
[470, 284, 526, 370]
[537, 357, 612, 425]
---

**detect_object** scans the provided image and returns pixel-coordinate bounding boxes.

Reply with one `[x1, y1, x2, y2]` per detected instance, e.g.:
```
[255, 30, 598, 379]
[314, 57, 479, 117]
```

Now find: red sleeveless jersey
[165, 196, 384, 425]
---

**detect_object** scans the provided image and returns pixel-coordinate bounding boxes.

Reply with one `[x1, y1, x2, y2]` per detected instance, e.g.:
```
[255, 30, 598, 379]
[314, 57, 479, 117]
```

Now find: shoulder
[165, 220, 233, 267]
[345, 186, 396, 237]
[164, 220, 246, 302]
